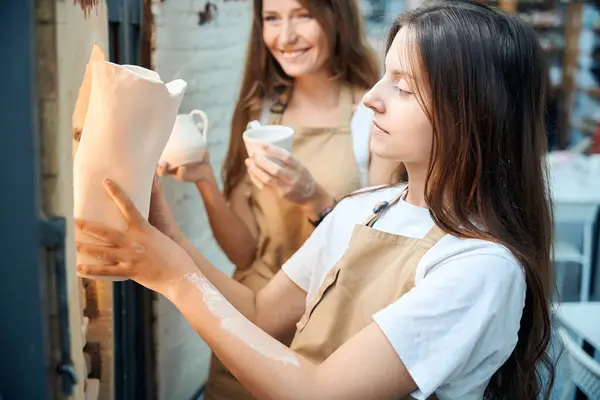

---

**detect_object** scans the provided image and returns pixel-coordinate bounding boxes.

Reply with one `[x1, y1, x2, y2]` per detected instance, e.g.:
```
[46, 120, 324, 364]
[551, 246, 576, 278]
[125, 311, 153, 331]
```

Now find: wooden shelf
[577, 87, 600, 99]
[543, 46, 564, 54]
[533, 23, 564, 30]
[572, 119, 600, 135]
[85, 379, 100, 400]
[81, 316, 90, 345]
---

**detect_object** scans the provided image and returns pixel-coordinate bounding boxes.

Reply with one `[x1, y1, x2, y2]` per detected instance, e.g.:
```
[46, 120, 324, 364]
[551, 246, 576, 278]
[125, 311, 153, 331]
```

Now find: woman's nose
[363, 89, 385, 114]
[280, 20, 298, 45]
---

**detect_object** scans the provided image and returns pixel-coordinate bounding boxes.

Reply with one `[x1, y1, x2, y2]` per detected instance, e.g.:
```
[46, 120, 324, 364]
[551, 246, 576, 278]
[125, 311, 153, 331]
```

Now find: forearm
[175, 234, 257, 321]
[196, 176, 257, 269]
[300, 184, 335, 222]
[168, 274, 321, 400]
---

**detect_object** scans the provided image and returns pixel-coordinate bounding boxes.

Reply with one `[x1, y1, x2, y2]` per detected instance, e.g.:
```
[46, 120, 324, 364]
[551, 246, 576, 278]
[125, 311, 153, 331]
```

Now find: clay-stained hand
[157, 152, 215, 183]
[75, 179, 196, 297]
[245, 145, 316, 205]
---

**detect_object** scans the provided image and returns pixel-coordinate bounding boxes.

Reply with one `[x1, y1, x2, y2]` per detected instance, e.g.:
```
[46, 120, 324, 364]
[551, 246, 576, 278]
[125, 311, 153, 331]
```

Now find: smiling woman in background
[156, 0, 397, 398]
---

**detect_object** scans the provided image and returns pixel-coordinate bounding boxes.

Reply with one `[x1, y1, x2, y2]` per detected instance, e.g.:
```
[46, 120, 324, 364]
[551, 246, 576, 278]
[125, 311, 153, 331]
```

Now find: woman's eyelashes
[262, 11, 311, 24]
[395, 86, 412, 95]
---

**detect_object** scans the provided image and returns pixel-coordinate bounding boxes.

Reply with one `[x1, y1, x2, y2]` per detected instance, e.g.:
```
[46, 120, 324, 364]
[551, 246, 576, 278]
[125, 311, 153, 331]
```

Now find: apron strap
[269, 86, 292, 125]
[361, 187, 449, 245]
[419, 224, 447, 249]
[362, 187, 408, 227]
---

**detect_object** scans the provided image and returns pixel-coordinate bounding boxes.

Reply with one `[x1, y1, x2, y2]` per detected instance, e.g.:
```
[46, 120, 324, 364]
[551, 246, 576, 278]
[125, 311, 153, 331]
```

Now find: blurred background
[0, 0, 599, 399]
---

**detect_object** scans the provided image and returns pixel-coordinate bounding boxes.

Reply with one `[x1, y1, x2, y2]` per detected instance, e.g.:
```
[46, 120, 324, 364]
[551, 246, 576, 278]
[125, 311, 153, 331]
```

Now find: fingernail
[74, 219, 82, 228]
[103, 179, 113, 188]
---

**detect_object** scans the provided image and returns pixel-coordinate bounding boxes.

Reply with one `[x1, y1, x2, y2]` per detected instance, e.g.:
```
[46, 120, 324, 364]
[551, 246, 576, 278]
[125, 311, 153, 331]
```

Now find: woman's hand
[245, 145, 316, 204]
[157, 152, 215, 184]
[149, 175, 182, 242]
[75, 179, 196, 297]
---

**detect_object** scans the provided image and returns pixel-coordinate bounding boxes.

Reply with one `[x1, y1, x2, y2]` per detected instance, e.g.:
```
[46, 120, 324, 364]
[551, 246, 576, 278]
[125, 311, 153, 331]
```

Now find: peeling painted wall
[152, 1, 252, 399]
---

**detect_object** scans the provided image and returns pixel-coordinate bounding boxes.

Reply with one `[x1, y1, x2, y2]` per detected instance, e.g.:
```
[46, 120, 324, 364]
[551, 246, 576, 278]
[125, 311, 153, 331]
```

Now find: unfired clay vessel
[159, 109, 209, 168]
[72, 44, 106, 156]
[73, 61, 187, 280]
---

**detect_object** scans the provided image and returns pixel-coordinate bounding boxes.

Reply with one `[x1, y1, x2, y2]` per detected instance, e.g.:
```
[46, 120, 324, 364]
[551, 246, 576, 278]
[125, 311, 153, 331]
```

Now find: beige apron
[204, 85, 361, 400]
[290, 188, 445, 400]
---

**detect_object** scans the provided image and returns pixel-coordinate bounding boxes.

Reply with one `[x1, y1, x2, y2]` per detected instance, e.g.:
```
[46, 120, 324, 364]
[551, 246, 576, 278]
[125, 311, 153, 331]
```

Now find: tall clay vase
[73, 61, 187, 280]
[72, 44, 106, 154]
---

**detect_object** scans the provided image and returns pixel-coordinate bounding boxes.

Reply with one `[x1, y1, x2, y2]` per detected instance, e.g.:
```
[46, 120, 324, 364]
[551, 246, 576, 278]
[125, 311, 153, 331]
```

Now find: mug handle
[246, 120, 261, 130]
[189, 109, 208, 140]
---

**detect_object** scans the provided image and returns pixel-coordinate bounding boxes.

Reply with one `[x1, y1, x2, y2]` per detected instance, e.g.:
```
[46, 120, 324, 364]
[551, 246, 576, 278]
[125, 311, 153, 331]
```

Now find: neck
[291, 71, 340, 109]
[404, 163, 429, 208]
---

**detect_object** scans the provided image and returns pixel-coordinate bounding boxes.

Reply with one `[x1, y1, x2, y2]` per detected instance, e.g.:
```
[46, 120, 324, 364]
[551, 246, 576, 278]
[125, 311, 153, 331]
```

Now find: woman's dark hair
[379, 1, 555, 398]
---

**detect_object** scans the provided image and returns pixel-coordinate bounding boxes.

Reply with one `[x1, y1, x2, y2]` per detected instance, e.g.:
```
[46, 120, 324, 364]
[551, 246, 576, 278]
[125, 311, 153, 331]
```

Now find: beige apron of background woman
[290, 188, 443, 400]
[204, 84, 362, 400]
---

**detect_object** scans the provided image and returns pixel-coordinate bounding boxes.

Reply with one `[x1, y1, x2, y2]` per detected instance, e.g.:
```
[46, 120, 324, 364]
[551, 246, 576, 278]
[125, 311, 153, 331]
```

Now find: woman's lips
[279, 48, 310, 61]
[373, 120, 389, 135]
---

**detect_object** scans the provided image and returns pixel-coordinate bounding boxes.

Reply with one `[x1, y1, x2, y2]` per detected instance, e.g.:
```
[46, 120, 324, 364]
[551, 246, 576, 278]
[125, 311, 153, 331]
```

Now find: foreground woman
[76, 2, 555, 399]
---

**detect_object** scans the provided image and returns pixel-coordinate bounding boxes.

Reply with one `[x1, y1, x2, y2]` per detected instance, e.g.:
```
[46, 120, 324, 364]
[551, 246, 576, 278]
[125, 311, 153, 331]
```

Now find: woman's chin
[369, 138, 400, 161]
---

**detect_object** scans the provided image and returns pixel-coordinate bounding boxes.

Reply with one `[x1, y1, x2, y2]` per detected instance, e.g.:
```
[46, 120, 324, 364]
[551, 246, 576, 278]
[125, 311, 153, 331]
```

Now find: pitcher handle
[190, 109, 208, 140]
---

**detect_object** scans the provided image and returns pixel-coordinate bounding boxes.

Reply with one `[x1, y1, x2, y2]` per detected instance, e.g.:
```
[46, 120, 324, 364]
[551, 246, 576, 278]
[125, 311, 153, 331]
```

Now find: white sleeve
[350, 103, 373, 187]
[372, 253, 526, 399]
[281, 212, 335, 293]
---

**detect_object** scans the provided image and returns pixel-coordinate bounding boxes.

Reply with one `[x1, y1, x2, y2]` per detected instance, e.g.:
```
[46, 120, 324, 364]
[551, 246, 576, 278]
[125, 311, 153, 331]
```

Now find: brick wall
[152, 1, 252, 399]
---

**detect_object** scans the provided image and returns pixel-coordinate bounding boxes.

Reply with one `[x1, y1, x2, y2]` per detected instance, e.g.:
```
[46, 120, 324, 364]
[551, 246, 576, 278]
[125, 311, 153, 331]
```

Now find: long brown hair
[222, 0, 380, 198]
[380, 2, 555, 398]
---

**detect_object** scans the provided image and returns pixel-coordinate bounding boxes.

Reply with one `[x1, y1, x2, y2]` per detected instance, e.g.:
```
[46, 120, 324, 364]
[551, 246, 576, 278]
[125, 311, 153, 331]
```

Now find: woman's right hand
[157, 152, 215, 183]
[245, 145, 316, 205]
[149, 175, 182, 242]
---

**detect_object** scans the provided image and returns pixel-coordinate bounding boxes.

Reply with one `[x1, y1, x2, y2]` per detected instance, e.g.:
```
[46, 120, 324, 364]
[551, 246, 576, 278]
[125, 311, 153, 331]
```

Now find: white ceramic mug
[159, 109, 208, 168]
[242, 120, 294, 158]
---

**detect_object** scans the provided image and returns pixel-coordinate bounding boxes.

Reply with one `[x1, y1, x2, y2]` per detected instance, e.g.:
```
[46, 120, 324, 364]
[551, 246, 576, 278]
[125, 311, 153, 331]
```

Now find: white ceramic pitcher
[73, 60, 187, 281]
[159, 109, 209, 168]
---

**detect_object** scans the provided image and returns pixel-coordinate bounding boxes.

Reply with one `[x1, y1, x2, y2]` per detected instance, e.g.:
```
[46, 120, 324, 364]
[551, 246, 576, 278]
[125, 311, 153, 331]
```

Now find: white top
[260, 102, 373, 187]
[282, 185, 526, 400]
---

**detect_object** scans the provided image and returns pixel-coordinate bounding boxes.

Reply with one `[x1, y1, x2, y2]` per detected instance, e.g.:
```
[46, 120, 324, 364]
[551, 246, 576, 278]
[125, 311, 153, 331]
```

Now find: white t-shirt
[260, 102, 373, 187]
[282, 185, 526, 400]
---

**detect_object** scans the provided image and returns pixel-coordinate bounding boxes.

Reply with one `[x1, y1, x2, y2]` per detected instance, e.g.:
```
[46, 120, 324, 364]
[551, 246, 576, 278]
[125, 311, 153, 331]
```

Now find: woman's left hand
[245, 145, 316, 205]
[75, 179, 195, 297]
